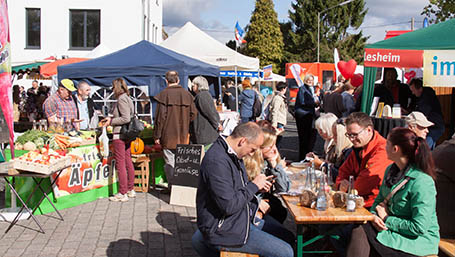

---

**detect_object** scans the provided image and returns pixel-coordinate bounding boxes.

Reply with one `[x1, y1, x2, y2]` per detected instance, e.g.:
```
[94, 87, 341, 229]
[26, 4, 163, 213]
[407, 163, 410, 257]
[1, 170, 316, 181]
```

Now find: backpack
[252, 93, 262, 118]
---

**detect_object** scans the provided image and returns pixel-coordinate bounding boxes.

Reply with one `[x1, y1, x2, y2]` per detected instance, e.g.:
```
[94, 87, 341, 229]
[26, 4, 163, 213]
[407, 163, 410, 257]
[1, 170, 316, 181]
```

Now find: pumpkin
[131, 138, 145, 154]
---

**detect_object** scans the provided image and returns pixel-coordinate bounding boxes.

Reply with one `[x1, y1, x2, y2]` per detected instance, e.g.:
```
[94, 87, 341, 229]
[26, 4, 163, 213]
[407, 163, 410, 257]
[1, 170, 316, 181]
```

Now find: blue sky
[163, 0, 429, 44]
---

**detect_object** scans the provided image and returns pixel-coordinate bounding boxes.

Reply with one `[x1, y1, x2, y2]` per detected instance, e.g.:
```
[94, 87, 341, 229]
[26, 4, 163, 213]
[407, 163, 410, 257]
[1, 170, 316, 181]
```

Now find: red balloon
[337, 59, 357, 80]
[350, 73, 363, 87]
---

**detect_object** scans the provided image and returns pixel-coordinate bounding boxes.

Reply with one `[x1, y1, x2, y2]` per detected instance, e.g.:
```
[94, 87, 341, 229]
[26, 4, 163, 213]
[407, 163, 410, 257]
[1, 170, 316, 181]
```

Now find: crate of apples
[14, 148, 72, 175]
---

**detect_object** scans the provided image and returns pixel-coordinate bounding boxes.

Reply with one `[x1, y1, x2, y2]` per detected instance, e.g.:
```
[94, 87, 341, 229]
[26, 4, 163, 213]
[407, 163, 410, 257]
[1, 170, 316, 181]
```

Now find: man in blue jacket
[192, 122, 293, 257]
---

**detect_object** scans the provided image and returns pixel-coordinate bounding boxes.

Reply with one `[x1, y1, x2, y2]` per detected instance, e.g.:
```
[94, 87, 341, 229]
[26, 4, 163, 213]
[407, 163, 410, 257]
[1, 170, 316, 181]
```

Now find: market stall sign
[173, 144, 204, 188]
[220, 70, 261, 78]
[364, 49, 423, 68]
[423, 50, 455, 87]
[52, 145, 117, 197]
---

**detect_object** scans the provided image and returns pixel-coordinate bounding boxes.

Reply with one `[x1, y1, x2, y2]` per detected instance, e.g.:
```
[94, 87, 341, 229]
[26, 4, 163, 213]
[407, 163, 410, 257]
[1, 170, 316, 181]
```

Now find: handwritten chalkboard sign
[173, 144, 204, 188]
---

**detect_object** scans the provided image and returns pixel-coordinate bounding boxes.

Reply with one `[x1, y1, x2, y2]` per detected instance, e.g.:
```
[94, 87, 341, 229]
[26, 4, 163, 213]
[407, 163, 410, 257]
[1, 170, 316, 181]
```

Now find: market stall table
[372, 116, 406, 138]
[0, 162, 69, 233]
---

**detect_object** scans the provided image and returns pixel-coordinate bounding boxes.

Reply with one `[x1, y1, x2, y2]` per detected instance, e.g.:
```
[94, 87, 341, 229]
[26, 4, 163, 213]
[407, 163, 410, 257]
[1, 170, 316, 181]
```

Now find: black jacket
[190, 91, 220, 145]
[196, 137, 259, 246]
[72, 95, 97, 120]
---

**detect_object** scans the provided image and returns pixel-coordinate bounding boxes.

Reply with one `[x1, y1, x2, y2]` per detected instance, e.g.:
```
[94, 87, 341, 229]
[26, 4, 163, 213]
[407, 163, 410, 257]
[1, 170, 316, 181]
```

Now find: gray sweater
[110, 93, 134, 134]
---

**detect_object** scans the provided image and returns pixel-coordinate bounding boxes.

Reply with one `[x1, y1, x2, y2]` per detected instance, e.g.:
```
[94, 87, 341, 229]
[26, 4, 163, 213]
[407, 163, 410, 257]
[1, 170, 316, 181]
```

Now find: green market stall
[361, 18, 455, 138]
[4, 139, 165, 215]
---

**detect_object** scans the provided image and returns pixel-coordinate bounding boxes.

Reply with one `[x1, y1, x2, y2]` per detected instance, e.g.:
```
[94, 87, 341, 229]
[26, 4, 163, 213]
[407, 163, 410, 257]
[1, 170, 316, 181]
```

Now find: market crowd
[155, 68, 450, 257]
[18, 67, 452, 257]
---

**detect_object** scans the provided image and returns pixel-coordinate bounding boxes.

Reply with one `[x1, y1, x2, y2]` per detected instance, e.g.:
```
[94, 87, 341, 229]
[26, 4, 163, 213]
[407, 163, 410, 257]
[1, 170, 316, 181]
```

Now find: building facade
[8, 0, 163, 65]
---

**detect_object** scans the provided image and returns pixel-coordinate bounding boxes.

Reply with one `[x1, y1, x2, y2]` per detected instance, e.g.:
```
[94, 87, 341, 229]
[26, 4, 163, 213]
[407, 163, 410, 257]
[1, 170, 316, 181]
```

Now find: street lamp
[317, 0, 354, 62]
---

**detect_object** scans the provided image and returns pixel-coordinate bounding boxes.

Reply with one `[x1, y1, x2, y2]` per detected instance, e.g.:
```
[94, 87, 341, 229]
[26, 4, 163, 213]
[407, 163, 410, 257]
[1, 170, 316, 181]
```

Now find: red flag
[0, 0, 14, 155]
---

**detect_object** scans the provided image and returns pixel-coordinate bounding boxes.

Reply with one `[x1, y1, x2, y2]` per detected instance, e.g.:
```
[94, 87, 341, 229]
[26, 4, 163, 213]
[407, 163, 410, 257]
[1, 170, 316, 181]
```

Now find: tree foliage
[282, 0, 368, 66]
[421, 0, 455, 24]
[243, 0, 284, 73]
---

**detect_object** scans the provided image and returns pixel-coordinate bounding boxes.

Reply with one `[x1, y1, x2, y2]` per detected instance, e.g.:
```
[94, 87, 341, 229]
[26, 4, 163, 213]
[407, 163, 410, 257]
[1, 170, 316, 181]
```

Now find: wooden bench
[220, 251, 259, 257]
[440, 238, 455, 257]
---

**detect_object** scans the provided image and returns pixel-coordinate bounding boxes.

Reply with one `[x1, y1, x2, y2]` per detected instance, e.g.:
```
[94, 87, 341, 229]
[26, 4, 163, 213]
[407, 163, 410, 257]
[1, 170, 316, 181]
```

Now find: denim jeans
[427, 126, 444, 150]
[192, 220, 294, 257]
[113, 139, 135, 194]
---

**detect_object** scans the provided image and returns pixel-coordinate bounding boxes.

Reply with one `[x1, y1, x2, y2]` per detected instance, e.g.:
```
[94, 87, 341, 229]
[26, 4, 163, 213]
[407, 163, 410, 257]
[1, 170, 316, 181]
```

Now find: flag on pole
[235, 21, 247, 45]
[0, 0, 13, 152]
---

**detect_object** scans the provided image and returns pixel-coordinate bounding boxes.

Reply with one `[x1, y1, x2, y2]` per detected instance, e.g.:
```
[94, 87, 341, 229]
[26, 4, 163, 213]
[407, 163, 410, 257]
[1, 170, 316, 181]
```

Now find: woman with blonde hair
[242, 121, 294, 246]
[244, 121, 291, 223]
[309, 115, 353, 182]
[102, 78, 136, 202]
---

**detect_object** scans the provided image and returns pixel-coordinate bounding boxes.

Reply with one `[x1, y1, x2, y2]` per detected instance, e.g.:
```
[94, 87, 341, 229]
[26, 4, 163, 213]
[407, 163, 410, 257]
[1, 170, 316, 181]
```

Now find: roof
[366, 18, 455, 50]
[57, 40, 220, 91]
[160, 22, 260, 71]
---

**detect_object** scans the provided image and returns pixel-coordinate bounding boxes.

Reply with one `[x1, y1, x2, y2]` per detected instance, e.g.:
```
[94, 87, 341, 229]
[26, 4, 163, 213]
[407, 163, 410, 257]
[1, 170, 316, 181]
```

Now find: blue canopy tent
[57, 40, 220, 98]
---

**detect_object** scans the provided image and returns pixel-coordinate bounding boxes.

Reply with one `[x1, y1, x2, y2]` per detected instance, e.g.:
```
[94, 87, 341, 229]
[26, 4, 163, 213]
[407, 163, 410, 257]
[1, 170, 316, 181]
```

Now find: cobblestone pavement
[0, 191, 200, 257]
[0, 118, 302, 257]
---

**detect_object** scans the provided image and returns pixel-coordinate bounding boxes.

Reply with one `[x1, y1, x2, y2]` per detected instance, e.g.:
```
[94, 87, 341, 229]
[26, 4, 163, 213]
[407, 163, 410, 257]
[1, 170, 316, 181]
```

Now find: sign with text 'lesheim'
[423, 50, 455, 87]
[220, 70, 261, 78]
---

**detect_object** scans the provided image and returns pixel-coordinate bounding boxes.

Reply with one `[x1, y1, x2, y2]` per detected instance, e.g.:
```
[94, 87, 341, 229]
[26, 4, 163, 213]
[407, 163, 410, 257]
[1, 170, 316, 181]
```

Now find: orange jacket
[336, 131, 392, 208]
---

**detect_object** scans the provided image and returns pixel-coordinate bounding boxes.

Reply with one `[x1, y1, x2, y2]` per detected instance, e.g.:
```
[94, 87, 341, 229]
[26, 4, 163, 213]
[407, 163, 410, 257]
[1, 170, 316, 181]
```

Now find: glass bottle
[346, 175, 356, 212]
[316, 174, 328, 211]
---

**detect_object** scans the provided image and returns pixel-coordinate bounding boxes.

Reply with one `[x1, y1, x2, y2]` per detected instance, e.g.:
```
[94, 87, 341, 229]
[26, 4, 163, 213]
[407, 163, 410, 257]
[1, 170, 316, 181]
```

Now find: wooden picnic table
[282, 163, 375, 257]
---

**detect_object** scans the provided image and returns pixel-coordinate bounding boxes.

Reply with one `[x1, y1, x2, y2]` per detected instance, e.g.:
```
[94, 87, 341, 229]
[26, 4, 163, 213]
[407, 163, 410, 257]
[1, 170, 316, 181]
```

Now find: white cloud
[360, 0, 429, 42]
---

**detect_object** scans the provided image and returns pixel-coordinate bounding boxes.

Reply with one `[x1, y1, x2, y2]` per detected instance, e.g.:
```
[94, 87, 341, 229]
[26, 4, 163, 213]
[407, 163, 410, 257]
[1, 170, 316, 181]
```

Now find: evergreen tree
[422, 0, 455, 24]
[283, 0, 368, 64]
[243, 0, 284, 73]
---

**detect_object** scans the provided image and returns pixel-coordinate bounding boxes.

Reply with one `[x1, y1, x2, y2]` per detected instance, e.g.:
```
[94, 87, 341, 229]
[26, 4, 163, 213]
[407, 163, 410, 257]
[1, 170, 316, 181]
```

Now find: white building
[8, 0, 163, 65]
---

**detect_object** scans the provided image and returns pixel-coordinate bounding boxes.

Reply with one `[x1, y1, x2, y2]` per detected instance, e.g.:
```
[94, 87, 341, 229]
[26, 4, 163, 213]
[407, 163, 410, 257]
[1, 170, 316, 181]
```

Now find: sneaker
[109, 193, 128, 202]
[127, 190, 136, 198]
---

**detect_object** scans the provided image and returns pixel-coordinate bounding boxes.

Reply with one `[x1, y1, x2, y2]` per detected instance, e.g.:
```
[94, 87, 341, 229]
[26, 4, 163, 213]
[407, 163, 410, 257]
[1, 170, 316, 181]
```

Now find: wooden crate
[132, 154, 150, 193]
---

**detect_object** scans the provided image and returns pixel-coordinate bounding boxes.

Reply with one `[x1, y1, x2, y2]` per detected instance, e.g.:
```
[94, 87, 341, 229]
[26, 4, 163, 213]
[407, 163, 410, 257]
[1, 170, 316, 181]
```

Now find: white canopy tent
[160, 22, 260, 71]
[84, 44, 114, 58]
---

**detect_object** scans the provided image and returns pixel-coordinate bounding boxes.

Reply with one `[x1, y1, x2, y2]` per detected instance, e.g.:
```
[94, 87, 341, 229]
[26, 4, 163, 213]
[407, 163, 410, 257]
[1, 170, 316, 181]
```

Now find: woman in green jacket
[347, 127, 439, 257]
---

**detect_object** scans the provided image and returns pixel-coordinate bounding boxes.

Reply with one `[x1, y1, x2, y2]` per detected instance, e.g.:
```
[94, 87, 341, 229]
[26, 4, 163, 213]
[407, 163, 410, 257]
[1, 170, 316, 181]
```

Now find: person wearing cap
[43, 79, 78, 126]
[405, 111, 434, 140]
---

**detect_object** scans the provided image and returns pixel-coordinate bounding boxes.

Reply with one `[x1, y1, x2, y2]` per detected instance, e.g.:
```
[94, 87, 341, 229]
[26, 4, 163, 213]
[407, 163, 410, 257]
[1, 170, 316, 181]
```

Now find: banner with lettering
[52, 145, 118, 198]
[423, 50, 455, 87]
[364, 49, 423, 68]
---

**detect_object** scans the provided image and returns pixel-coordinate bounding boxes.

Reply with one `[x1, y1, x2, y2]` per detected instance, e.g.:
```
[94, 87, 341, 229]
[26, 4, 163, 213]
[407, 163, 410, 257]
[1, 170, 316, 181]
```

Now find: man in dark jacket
[223, 80, 238, 111]
[72, 81, 99, 130]
[153, 71, 197, 188]
[191, 122, 293, 257]
[432, 133, 455, 238]
[409, 78, 444, 149]
[373, 68, 414, 111]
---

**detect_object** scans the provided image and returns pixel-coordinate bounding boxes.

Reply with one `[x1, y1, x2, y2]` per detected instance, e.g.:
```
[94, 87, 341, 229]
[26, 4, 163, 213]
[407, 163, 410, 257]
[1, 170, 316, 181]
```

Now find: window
[26, 8, 40, 48]
[70, 10, 100, 49]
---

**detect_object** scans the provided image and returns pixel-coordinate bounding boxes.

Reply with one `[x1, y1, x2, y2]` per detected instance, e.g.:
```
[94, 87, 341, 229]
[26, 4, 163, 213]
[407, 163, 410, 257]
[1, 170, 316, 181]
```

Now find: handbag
[120, 108, 144, 141]
[381, 176, 411, 207]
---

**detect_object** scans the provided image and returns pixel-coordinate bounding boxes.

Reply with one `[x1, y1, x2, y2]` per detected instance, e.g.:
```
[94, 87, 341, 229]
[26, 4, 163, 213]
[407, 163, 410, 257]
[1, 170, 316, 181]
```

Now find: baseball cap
[60, 79, 76, 92]
[405, 112, 434, 128]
